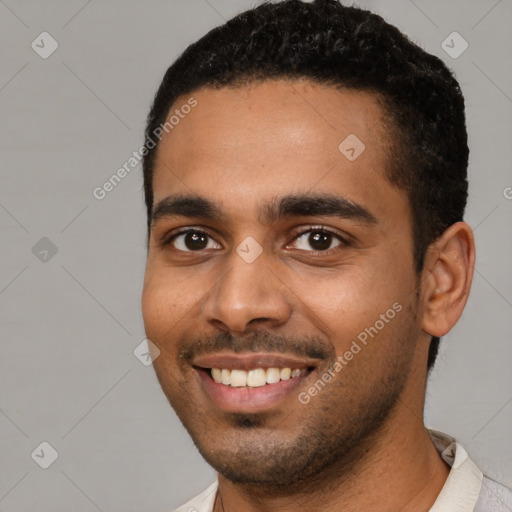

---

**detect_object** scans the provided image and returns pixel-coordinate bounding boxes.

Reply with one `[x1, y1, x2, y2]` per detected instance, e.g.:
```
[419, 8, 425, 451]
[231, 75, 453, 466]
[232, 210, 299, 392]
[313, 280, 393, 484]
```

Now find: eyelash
[159, 226, 349, 254]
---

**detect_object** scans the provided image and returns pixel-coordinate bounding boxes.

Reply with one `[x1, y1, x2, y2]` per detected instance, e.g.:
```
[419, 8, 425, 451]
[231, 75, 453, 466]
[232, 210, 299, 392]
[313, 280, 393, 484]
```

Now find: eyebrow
[151, 192, 378, 227]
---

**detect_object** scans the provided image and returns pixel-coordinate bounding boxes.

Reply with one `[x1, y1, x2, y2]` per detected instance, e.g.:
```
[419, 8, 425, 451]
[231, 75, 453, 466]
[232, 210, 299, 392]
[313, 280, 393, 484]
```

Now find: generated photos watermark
[92, 97, 198, 200]
[298, 301, 403, 404]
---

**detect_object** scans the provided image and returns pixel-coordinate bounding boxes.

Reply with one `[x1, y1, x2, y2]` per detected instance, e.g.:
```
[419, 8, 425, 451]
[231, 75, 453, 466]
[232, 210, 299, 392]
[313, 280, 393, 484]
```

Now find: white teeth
[210, 366, 308, 387]
[221, 369, 231, 385]
[230, 369, 248, 387]
[266, 367, 280, 384]
[280, 368, 291, 380]
[247, 368, 266, 387]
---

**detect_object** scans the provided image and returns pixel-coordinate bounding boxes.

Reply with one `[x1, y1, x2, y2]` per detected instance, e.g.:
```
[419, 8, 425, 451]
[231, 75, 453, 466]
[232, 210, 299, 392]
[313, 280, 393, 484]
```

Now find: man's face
[142, 80, 426, 486]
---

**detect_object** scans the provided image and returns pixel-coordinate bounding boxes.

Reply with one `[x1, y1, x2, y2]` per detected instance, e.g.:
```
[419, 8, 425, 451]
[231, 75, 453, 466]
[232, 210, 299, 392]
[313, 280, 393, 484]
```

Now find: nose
[202, 248, 292, 334]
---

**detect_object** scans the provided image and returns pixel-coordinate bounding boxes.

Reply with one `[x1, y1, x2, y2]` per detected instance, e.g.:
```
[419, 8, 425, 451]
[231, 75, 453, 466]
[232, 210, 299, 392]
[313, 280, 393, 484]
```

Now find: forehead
[152, 79, 402, 220]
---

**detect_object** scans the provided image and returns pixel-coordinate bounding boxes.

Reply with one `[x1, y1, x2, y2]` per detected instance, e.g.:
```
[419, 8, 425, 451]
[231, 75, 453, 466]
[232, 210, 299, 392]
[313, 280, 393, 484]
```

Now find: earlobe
[421, 222, 475, 337]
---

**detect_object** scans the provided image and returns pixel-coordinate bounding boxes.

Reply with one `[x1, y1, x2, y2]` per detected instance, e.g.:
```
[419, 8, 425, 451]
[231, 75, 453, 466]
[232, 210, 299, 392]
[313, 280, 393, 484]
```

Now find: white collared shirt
[173, 429, 512, 511]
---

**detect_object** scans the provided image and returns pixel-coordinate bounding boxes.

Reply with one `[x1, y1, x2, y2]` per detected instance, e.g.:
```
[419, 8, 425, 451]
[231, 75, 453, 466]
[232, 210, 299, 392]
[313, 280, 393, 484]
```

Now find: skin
[141, 79, 475, 511]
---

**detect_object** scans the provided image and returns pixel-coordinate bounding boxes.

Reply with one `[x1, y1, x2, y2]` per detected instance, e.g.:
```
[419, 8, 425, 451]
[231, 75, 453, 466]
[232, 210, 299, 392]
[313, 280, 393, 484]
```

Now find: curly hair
[142, 0, 469, 371]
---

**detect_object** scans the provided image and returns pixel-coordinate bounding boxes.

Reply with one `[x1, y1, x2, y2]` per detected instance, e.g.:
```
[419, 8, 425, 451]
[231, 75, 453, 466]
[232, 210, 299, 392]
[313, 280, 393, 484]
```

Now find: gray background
[0, 0, 511, 510]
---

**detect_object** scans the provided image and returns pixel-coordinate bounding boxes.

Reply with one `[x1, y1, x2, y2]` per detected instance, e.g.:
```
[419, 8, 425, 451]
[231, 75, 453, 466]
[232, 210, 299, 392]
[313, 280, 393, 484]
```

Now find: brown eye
[169, 230, 221, 252]
[290, 228, 345, 252]
[308, 231, 333, 251]
[184, 232, 208, 250]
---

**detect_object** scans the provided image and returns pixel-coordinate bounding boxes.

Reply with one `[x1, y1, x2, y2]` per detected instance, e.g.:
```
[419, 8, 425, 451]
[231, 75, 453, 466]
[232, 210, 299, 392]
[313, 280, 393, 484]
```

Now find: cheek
[285, 258, 416, 367]
[291, 264, 406, 327]
[141, 264, 200, 343]
[141, 272, 192, 397]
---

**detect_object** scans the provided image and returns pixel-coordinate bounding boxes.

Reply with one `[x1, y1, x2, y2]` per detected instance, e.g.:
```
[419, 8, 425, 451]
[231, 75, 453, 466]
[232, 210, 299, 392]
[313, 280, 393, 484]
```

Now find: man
[140, 1, 512, 510]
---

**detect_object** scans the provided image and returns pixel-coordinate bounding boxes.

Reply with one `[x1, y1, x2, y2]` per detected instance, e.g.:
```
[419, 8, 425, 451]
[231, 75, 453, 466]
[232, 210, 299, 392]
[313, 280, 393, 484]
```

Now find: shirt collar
[428, 429, 483, 511]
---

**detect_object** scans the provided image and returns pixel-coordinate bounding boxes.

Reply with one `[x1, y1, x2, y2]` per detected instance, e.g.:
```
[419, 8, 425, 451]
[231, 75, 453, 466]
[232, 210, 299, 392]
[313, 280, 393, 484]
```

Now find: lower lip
[196, 368, 312, 413]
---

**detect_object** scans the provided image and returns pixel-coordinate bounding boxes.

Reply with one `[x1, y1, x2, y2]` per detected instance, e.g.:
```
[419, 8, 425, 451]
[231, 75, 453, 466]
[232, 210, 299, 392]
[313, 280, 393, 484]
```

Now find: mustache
[178, 330, 335, 364]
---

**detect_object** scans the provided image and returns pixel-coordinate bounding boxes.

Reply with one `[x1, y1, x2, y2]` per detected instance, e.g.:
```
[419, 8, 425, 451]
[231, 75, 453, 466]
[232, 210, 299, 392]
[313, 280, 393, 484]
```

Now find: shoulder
[172, 482, 218, 512]
[475, 475, 512, 511]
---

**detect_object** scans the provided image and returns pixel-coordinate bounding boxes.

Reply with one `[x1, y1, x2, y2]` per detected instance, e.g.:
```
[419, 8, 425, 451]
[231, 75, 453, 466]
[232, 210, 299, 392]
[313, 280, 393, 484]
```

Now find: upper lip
[192, 352, 319, 371]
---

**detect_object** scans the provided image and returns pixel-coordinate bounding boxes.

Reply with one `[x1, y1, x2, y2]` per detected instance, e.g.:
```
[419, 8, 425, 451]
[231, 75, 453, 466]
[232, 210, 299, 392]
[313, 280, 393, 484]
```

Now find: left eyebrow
[259, 192, 378, 225]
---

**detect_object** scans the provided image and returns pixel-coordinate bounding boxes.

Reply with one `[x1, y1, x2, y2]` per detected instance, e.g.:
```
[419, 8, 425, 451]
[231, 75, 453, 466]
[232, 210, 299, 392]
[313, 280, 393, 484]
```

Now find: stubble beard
[189, 344, 415, 495]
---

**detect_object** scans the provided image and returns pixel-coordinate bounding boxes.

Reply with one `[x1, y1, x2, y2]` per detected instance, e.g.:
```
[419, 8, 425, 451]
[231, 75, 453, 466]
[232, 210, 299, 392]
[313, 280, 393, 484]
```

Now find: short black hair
[142, 0, 469, 371]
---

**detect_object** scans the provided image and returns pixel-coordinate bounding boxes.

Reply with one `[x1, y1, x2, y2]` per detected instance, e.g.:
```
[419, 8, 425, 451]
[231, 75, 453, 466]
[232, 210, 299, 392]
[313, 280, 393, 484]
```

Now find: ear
[421, 222, 476, 337]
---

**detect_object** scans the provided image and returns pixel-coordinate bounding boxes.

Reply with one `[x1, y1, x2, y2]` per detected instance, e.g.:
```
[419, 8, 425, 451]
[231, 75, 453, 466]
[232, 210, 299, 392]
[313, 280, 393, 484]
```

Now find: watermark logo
[441, 441, 468, 469]
[134, 339, 161, 366]
[31, 441, 59, 469]
[236, 236, 263, 263]
[31, 32, 59, 59]
[32, 237, 58, 263]
[441, 32, 468, 59]
[338, 134, 366, 161]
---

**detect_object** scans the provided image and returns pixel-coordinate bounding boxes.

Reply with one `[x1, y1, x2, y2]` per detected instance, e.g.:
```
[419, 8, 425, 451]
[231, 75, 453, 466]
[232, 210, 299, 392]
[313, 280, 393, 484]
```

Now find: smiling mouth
[192, 355, 317, 412]
[209, 367, 311, 388]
